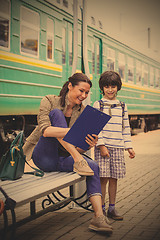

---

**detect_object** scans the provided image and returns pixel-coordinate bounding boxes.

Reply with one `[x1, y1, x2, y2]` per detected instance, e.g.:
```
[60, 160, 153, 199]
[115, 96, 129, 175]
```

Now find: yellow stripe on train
[122, 82, 160, 94]
[0, 50, 62, 72]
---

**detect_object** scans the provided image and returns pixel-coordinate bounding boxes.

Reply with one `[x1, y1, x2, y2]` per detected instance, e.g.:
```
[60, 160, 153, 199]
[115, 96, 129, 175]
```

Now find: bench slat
[1, 172, 69, 189]
[0, 172, 85, 207]
[1, 172, 75, 193]
[1, 172, 79, 198]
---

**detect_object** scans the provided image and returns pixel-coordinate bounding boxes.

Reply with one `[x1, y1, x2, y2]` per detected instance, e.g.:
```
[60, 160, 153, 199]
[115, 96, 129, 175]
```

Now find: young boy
[93, 71, 135, 220]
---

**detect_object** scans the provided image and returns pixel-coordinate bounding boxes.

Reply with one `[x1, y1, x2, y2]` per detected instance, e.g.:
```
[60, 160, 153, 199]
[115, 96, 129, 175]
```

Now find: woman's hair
[59, 73, 92, 107]
[99, 71, 122, 95]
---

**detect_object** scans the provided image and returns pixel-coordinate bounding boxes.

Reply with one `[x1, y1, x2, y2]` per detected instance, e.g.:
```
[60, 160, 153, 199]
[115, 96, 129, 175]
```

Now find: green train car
[0, 0, 160, 156]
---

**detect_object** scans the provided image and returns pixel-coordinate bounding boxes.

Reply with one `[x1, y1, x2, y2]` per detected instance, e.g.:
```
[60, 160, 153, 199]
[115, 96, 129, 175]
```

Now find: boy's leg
[107, 178, 123, 220]
[100, 177, 108, 205]
[108, 178, 117, 205]
[100, 177, 108, 216]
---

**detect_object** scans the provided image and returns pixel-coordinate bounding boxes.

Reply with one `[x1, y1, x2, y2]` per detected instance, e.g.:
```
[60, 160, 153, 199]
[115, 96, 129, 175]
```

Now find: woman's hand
[85, 134, 98, 149]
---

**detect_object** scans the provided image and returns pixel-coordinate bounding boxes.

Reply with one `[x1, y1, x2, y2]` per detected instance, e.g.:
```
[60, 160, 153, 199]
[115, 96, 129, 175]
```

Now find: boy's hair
[99, 71, 122, 95]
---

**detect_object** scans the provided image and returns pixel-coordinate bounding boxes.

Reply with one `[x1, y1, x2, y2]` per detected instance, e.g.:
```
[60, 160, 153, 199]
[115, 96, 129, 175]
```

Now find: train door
[62, 20, 73, 83]
[91, 36, 102, 104]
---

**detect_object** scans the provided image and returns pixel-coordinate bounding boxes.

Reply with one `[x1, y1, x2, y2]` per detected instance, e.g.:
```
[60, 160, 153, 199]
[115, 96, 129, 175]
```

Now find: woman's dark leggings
[32, 109, 102, 198]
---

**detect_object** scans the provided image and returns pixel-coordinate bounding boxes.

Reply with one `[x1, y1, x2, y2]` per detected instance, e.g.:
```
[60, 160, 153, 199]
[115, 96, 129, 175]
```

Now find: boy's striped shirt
[93, 98, 132, 149]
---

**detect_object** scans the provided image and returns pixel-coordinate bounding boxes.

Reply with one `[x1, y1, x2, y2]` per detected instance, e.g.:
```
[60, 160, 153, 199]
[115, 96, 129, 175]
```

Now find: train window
[99, 21, 103, 29]
[118, 52, 125, 81]
[136, 60, 142, 85]
[20, 6, 39, 57]
[91, 16, 96, 25]
[0, 0, 10, 49]
[62, 27, 66, 64]
[92, 42, 95, 74]
[155, 69, 160, 88]
[127, 56, 134, 82]
[103, 44, 107, 66]
[47, 18, 54, 61]
[150, 66, 154, 88]
[69, 30, 73, 65]
[107, 47, 115, 71]
[97, 44, 100, 74]
[63, 0, 68, 8]
[142, 63, 148, 86]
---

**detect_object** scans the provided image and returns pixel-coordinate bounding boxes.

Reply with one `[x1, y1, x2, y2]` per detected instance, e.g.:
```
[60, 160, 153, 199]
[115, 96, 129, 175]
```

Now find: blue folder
[63, 105, 111, 150]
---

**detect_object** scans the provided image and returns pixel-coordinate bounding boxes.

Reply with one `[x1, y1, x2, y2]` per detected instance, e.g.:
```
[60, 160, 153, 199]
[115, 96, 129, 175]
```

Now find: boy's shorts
[94, 147, 126, 179]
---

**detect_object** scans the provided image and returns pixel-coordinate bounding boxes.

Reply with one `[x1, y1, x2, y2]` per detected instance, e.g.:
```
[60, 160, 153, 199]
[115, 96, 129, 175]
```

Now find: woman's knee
[49, 109, 64, 120]
[85, 157, 99, 173]
[49, 109, 67, 127]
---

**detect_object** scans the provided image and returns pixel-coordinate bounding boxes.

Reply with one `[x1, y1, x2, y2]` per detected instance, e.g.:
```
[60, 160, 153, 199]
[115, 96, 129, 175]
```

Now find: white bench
[0, 172, 92, 239]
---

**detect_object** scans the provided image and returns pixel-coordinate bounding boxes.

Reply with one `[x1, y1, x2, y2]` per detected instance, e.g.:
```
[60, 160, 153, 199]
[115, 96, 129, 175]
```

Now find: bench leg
[1, 209, 8, 239]
[30, 201, 36, 215]
[71, 187, 93, 211]
[42, 187, 74, 211]
[70, 185, 73, 199]
[0, 208, 16, 240]
[10, 208, 16, 239]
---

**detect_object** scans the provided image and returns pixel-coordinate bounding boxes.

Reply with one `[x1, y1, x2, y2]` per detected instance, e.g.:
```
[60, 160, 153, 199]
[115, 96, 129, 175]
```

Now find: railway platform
[1, 129, 160, 240]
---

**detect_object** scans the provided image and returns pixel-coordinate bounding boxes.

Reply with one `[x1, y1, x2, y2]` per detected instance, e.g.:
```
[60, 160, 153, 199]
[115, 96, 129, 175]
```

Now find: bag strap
[99, 100, 104, 112]
[10, 146, 19, 167]
[82, 153, 93, 160]
[24, 160, 44, 177]
[10, 131, 24, 148]
[120, 101, 125, 118]
[99, 100, 125, 116]
[10, 145, 44, 177]
[9, 131, 44, 177]
[99, 99, 125, 128]
[99, 100, 113, 116]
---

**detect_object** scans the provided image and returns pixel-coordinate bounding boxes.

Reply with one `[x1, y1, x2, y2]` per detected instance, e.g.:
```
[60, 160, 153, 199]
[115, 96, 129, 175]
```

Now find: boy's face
[103, 85, 118, 100]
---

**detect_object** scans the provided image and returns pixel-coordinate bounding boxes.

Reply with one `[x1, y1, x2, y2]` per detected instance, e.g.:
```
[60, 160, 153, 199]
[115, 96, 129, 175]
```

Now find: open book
[63, 105, 111, 150]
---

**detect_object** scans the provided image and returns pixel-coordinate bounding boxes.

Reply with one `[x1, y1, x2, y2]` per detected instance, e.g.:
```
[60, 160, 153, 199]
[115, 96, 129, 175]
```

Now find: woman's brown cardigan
[23, 94, 85, 161]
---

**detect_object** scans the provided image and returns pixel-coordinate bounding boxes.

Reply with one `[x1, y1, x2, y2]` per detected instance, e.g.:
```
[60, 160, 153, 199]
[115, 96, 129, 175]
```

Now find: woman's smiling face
[68, 81, 90, 106]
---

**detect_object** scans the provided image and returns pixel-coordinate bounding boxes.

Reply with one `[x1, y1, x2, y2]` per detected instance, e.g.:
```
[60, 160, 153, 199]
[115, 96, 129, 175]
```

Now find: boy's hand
[99, 145, 110, 158]
[127, 148, 135, 159]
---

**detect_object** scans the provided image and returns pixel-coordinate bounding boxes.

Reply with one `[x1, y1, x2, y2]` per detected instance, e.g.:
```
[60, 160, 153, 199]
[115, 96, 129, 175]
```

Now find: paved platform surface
[1, 129, 160, 240]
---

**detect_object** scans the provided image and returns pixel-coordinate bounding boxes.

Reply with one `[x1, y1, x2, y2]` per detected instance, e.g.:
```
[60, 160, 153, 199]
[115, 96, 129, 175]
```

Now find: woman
[23, 73, 113, 232]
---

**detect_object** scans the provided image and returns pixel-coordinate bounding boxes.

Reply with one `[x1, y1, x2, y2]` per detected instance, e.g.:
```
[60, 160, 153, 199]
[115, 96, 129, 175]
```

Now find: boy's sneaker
[107, 209, 123, 220]
[73, 159, 94, 176]
[89, 215, 113, 232]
